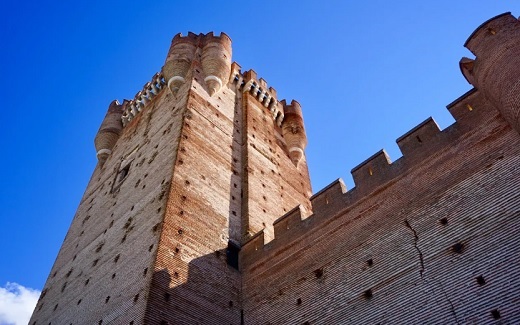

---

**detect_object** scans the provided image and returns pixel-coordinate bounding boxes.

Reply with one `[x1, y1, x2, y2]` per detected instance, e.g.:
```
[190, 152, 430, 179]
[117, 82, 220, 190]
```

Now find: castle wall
[242, 89, 520, 324]
[29, 74, 185, 324]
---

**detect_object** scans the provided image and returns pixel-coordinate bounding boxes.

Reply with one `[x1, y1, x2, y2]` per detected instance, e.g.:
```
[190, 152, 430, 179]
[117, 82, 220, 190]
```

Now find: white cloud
[0, 282, 40, 325]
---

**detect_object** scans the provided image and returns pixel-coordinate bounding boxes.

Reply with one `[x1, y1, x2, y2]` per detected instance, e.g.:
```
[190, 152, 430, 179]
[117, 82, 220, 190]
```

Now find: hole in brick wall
[296, 298, 302, 305]
[82, 215, 91, 225]
[476, 275, 486, 286]
[263, 196, 267, 201]
[118, 164, 130, 183]
[164, 293, 170, 302]
[314, 268, 324, 279]
[229, 301, 233, 308]
[98, 320, 102, 325]
[157, 207, 161, 213]
[178, 159, 183, 165]
[105, 296, 110, 303]
[179, 210, 184, 216]
[490, 309, 501, 319]
[142, 184, 146, 189]
[77, 299, 81, 305]
[92, 259, 99, 267]
[439, 218, 448, 225]
[135, 179, 141, 188]
[174, 272, 179, 278]
[364, 289, 373, 299]
[233, 183, 237, 188]
[114, 254, 120, 263]
[185, 180, 190, 186]
[131, 205, 134, 211]
[80, 231, 84, 236]
[304, 322, 310, 325]
[178, 229, 183, 235]
[416, 135, 422, 143]
[121, 235, 127, 243]
[367, 259, 373, 267]
[175, 247, 180, 254]
[112, 273, 116, 279]
[85, 279, 90, 286]
[109, 220, 114, 228]
[452, 242, 464, 254]
[143, 268, 148, 276]
[232, 211, 237, 216]
[181, 195, 187, 201]
[262, 209, 266, 213]
[61, 282, 67, 292]
[134, 293, 139, 302]
[487, 27, 497, 35]
[66, 268, 73, 277]
[130, 322, 134, 325]
[152, 224, 159, 232]
[262, 183, 266, 188]
[54, 304, 58, 311]
[95, 243, 104, 253]
[148, 244, 154, 252]
[160, 321, 167, 325]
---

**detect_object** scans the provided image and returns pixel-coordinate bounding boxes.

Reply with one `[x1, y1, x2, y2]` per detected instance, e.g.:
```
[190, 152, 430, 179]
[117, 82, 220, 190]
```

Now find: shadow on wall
[144, 254, 242, 325]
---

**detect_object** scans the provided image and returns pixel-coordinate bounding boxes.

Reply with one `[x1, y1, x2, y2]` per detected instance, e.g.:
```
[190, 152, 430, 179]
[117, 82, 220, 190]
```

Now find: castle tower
[460, 12, 520, 134]
[29, 32, 312, 324]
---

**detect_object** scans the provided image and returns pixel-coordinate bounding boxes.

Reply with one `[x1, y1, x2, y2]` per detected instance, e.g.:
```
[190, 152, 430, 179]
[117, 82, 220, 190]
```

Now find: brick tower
[30, 13, 520, 325]
[29, 32, 312, 324]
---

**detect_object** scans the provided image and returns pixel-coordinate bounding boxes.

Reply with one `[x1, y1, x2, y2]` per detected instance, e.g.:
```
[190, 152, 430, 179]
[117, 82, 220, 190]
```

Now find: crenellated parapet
[231, 67, 284, 125]
[121, 72, 166, 127]
[241, 85, 505, 266]
[460, 12, 520, 134]
[162, 32, 232, 96]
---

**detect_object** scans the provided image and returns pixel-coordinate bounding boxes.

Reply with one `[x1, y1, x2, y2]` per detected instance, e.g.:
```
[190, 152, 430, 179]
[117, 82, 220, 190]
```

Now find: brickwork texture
[30, 13, 520, 325]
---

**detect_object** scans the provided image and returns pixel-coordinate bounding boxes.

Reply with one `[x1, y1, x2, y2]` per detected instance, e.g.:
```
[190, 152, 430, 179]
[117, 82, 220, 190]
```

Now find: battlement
[241, 85, 500, 266]
[121, 72, 166, 127]
[232, 68, 284, 125]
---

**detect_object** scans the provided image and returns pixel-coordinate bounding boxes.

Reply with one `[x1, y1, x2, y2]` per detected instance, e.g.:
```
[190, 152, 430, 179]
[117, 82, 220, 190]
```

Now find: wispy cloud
[0, 282, 40, 325]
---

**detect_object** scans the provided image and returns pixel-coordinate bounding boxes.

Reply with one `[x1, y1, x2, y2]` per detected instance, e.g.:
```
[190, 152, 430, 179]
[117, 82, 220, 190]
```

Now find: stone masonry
[30, 13, 520, 325]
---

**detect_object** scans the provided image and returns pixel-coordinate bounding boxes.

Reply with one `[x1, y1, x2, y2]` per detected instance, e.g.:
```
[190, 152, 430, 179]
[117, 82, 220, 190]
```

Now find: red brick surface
[30, 17, 520, 325]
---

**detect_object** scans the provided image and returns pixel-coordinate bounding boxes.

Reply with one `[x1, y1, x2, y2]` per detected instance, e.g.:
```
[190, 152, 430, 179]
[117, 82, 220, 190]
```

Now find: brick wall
[242, 89, 520, 324]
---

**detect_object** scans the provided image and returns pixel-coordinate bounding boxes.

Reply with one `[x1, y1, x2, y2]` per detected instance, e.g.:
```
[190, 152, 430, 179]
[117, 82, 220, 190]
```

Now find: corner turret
[460, 12, 520, 133]
[162, 32, 198, 95]
[201, 32, 232, 96]
[94, 99, 124, 166]
[281, 99, 308, 166]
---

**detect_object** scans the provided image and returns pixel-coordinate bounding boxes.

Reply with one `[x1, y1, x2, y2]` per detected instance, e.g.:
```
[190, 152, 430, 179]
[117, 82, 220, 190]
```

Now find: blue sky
[0, 1, 518, 314]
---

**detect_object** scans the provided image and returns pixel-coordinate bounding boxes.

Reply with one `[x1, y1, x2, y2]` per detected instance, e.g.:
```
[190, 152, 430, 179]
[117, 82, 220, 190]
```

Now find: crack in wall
[403, 219, 460, 325]
[431, 276, 461, 325]
[403, 219, 425, 278]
